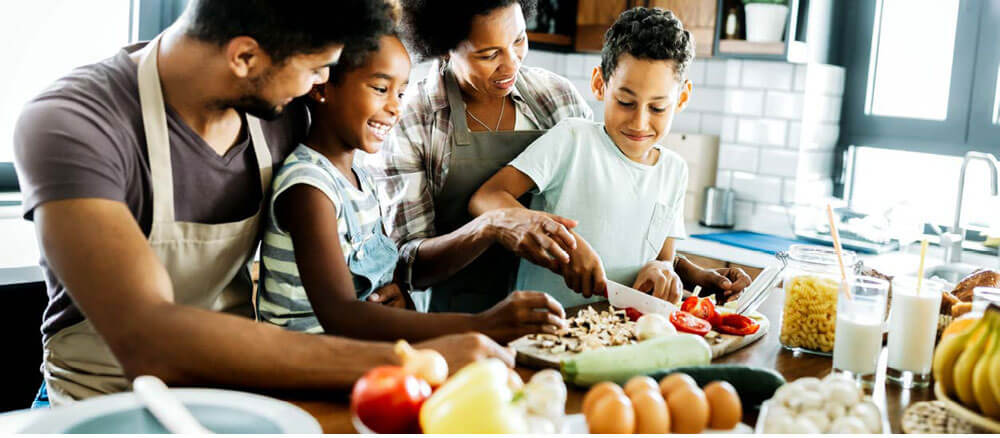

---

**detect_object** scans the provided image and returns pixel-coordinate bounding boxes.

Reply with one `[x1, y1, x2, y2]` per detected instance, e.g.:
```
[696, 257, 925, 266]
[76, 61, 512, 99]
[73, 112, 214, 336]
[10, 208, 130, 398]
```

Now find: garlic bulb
[394, 340, 448, 386]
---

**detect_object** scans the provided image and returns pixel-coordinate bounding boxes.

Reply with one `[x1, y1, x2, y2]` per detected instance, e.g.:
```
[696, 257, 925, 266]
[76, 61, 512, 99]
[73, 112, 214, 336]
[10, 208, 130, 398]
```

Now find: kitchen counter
[284, 290, 930, 434]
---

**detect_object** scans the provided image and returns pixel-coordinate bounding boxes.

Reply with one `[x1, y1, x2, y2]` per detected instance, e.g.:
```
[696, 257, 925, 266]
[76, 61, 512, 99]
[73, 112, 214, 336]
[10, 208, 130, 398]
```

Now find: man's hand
[559, 233, 607, 298]
[632, 261, 683, 305]
[489, 208, 578, 273]
[415, 333, 516, 372]
[366, 283, 411, 309]
[696, 267, 752, 303]
[475, 291, 567, 343]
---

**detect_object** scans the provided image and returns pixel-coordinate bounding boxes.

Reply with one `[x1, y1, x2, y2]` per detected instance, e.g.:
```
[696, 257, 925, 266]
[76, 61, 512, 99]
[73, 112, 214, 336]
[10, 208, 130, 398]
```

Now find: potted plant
[742, 0, 789, 43]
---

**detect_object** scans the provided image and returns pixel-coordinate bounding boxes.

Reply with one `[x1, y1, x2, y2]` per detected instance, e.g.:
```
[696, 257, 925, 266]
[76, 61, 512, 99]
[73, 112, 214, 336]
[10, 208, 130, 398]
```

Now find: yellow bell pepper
[419, 359, 527, 434]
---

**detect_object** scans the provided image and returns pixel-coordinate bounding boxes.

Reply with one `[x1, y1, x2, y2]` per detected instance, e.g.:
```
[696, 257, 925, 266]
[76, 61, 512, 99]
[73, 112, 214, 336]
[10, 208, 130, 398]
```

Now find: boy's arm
[674, 255, 752, 304]
[277, 185, 566, 343]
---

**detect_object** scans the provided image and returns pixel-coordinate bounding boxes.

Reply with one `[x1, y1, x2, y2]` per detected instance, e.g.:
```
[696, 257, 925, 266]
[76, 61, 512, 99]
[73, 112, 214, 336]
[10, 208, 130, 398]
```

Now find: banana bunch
[933, 304, 1000, 419]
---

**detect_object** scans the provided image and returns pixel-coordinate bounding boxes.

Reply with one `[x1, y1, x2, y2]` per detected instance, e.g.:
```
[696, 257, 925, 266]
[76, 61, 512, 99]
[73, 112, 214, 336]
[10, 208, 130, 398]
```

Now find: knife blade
[606, 280, 679, 318]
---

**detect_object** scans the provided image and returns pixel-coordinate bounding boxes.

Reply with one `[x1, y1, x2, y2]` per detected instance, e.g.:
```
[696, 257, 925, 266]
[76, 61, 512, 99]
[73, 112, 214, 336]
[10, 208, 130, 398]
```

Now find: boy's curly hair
[398, 0, 537, 61]
[600, 7, 694, 81]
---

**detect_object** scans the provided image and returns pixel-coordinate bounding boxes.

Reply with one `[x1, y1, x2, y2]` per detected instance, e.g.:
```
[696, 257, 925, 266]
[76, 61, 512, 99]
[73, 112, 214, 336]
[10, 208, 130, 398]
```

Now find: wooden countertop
[284, 288, 933, 434]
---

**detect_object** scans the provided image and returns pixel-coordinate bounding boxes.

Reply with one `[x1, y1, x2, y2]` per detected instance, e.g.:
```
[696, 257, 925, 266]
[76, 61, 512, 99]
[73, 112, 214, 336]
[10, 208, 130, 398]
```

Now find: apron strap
[443, 68, 473, 147]
[137, 35, 274, 224]
[137, 35, 176, 223]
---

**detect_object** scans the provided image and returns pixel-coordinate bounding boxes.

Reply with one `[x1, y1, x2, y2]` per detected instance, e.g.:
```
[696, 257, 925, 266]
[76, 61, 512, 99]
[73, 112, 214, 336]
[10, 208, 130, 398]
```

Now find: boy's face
[315, 35, 411, 154]
[591, 55, 692, 161]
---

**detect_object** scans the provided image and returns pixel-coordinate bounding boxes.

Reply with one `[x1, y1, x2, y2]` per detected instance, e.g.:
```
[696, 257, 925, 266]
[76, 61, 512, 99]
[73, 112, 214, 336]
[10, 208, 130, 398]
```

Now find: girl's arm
[275, 185, 565, 342]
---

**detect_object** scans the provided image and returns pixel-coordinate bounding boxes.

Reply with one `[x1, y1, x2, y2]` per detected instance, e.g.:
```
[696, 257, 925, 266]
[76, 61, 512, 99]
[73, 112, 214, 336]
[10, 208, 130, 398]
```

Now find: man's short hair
[600, 7, 695, 81]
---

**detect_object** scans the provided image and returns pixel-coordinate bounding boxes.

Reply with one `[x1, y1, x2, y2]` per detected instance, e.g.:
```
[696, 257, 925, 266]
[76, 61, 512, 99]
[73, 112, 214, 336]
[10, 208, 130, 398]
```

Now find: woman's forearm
[409, 213, 497, 289]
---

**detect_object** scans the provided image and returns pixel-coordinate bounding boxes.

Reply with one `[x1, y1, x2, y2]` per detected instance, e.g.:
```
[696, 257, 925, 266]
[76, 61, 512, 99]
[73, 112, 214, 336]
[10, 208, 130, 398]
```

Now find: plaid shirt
[363, 60, 593, 285]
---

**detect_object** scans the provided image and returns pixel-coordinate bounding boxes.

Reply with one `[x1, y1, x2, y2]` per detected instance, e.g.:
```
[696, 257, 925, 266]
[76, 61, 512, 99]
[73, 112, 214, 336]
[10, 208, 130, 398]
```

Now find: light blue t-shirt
[509, 118, 688, 307]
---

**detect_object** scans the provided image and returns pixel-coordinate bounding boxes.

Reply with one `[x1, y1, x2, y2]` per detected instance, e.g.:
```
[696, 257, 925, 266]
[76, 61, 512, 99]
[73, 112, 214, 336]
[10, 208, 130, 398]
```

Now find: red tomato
[715, 313, 760, 336]
[681, 296, 720, 326]
[669, 311, 712, 336]
[625, 307, 643, 322]
[350, 366, 432, 433]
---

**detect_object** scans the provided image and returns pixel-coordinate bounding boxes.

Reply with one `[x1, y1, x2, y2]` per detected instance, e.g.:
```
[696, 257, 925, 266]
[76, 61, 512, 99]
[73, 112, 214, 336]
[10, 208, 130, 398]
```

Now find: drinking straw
[826, 204, 853, 301]
[916, 238, 929, 295]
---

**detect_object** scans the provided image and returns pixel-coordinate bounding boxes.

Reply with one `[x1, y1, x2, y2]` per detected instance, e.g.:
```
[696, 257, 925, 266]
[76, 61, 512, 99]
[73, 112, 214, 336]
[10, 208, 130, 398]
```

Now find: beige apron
[41, 35, 273, 406]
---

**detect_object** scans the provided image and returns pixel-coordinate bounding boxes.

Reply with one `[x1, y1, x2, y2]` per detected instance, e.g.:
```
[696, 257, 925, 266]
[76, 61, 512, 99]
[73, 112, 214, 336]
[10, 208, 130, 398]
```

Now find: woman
[368, 0, 589, 313]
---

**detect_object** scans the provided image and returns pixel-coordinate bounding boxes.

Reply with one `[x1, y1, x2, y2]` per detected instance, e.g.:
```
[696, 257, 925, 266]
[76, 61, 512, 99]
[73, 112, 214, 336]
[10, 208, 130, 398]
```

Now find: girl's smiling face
[311, 35, 411, 154]
[591, 54, 692, 164]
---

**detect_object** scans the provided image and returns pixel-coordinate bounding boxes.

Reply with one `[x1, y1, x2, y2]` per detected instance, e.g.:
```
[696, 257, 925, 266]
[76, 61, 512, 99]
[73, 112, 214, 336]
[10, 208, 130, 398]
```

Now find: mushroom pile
[526, 307, 637, 354]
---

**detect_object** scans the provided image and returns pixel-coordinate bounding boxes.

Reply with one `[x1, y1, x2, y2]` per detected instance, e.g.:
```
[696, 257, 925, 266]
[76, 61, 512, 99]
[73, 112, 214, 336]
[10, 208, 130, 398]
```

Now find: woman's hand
[488, 208, 578, 273]
[474, 291, 567, 343]
[560, 235, 607, 298]
[632, 261, 683, 305]
[366, 283, 412, 309]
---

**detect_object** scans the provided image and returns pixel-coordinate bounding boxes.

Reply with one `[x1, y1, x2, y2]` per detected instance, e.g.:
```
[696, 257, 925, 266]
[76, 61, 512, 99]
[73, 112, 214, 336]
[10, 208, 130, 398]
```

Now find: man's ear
[224, 36, 265, 79]
[675, 79, 693, 113]
[591, 66, 606, 101]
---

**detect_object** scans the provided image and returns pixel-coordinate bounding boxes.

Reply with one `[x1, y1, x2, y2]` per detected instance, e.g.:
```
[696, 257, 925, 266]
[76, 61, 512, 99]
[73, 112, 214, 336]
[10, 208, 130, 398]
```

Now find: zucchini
[560, 334, 711, 387]
[648, 365, 785, 408]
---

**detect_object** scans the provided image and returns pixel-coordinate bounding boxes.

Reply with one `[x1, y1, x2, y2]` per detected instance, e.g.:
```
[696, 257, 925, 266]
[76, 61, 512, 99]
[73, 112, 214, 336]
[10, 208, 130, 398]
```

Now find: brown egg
[624, 376, 660, 397]
[667, 385, 710, 434]
[704, 381, 742, 430]
[659, 373, 698, 399]
[583, 382, 624, 417]
[629, 389, 670, 434]
[586, 392, 636, 434]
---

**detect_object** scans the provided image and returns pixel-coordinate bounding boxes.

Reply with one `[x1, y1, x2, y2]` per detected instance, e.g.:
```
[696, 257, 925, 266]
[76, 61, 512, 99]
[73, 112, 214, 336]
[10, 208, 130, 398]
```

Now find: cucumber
[648, 365, 785, 408]
[560, 334, 711, 387]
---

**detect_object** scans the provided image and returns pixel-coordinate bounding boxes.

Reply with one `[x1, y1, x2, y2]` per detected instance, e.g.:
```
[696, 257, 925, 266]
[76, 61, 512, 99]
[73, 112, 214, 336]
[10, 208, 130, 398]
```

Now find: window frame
[967, 0, 1000, 147]
[837, 0, 984, 158]
[0, 0, 187, 192]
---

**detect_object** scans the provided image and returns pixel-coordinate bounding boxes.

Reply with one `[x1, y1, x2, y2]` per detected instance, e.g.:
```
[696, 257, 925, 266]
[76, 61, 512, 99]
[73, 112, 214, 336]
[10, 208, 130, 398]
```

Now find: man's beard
[228, 95, 284, 121]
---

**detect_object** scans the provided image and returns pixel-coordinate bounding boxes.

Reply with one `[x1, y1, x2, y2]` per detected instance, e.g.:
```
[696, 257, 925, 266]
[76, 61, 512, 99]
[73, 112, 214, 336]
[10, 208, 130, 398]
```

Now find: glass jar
[779, 244, 857, 355]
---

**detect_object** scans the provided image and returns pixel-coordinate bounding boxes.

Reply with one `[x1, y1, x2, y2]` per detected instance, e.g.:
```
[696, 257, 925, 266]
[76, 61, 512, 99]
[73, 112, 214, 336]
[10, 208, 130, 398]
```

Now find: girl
[257, 34, 565, 342]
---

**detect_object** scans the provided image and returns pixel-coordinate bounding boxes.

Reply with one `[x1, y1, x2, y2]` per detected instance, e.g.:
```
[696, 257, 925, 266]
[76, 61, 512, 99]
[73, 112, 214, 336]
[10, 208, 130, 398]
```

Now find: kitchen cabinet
[574, 0, 716, 57]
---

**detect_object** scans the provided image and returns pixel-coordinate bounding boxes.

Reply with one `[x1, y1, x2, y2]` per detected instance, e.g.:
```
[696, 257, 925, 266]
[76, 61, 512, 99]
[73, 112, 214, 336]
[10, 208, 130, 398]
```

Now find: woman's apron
[428, 69, 548, 313]
[40, 35, 272, 405]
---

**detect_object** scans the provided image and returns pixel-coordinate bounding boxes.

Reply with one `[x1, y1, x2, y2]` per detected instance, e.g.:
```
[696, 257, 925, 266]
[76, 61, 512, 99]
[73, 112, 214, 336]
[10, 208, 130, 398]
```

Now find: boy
[471, 7, 746, 307]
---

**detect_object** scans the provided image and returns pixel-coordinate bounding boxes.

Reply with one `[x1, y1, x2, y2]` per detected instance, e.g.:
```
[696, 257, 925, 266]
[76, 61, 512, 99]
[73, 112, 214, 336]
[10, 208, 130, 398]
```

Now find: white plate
[562, 413, 753, 434]
[20, 388, 322, 434]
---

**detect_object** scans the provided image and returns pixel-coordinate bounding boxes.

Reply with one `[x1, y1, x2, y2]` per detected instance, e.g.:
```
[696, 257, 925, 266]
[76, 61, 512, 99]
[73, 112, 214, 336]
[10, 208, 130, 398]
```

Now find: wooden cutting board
[510, 313, 770, 369]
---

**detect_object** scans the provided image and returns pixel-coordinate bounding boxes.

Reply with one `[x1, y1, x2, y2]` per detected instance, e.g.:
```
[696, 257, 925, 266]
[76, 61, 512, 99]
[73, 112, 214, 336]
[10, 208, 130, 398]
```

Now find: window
[865, 0, 961, 121]
[847, 147, 999, 233]
[0, 1, 132, 166]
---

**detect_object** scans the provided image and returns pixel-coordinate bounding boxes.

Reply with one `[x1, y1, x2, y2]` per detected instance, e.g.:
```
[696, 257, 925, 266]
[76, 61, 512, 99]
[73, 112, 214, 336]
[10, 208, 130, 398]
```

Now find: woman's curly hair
[398, 0, 537, 61]
[600, 7, 695, 81]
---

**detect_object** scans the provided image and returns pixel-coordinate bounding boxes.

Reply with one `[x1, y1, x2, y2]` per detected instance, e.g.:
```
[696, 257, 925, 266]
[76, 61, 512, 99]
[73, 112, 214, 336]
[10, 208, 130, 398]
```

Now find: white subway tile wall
[397, 51, 846, 236]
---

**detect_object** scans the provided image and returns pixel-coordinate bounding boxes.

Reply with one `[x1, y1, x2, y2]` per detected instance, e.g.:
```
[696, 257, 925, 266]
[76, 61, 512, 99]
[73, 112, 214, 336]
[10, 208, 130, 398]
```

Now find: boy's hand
[415, 332, 516, 371]
[366, 283, 411, 309]
[560, 236, 608, 298]
[475, 291, 567, 343]
[696, 267, 752, 303]
[632, 261, 683, 305]
[489, 209, 578, 273]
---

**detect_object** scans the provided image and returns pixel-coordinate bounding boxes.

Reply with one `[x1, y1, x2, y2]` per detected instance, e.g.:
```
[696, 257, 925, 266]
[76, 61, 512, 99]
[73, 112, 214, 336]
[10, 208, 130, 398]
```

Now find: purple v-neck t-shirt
[14, 42, 307, 340]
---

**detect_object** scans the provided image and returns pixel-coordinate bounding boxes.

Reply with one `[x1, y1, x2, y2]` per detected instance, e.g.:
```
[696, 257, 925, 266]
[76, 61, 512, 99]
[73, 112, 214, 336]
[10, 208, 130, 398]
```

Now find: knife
[606, 280, 679, 318]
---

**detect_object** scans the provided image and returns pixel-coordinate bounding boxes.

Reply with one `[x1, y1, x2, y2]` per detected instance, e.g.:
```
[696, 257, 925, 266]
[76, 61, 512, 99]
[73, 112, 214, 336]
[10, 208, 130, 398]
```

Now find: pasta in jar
[780, 275, 840, 352]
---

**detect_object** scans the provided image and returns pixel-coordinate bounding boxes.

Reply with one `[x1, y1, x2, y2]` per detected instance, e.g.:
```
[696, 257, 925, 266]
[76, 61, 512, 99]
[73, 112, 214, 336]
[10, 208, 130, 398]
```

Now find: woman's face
[449, 3, 528, 99]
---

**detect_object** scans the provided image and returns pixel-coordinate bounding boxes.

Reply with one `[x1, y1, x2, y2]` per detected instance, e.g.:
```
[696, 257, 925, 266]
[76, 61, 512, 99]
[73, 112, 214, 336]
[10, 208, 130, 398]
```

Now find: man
[14, 0, 513, 407]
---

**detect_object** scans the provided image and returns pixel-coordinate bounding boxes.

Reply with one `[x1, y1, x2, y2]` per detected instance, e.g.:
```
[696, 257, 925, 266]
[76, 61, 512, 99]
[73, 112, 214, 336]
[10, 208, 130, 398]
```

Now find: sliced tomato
[669, 310, 712, 336]
[715, 313, 760, 336]
[681, 296, 720, 326]
[624, 307, 643, 322]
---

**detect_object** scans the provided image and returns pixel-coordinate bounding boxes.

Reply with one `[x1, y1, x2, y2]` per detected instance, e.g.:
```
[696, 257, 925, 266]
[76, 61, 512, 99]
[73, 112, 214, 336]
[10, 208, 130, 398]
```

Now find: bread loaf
[950, 269, 1000, 302]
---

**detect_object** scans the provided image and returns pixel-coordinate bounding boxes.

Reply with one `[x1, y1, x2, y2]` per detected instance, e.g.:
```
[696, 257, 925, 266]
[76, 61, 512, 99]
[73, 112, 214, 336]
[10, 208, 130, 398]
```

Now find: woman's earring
[319, 97, 326, 103]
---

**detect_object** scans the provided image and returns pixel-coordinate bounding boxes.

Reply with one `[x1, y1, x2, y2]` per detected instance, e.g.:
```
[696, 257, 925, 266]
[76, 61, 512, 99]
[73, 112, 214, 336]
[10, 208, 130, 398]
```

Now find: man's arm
[36, 198, 512, 390]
